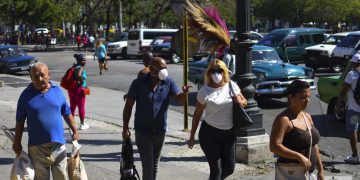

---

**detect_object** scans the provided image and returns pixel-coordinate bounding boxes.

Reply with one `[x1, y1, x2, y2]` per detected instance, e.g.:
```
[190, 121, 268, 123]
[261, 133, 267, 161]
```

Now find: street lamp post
[233, 0, 271, 164]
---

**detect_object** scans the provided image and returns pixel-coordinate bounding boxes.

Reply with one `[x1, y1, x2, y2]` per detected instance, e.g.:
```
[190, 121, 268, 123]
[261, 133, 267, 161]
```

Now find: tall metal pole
[234, 0, 264, 137]
[234, 0, 270, 164]
[182, 8, 189, 132]
[119, 0, 123, 33]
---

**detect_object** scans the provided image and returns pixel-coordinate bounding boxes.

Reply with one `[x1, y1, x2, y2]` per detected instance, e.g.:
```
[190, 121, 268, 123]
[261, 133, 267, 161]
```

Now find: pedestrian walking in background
[89, 34, 95, 48]
[13, 62, 79, 180]
[68, 54, 89, 130]
[187, 59, 247, 180]
[336, 54, 360, 164]
[82, 35, 88, 51]
[122, 57, 191, 180]
[95, 39, 107, 75]
[76, 34, 81, 51]
[270, 80, 324, 179]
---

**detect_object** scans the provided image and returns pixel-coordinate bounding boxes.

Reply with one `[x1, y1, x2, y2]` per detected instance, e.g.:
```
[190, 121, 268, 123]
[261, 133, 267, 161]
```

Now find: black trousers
[199, 121, 236, 180]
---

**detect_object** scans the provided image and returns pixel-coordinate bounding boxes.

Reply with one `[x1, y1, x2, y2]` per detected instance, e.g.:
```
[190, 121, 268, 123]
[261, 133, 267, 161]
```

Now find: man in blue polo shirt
[13, 62, 79, 180]
[122, 57, 190, 180]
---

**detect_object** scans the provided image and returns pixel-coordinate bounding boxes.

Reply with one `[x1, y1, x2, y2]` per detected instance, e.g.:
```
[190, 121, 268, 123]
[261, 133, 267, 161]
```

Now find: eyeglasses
[209, 69, 223, 74]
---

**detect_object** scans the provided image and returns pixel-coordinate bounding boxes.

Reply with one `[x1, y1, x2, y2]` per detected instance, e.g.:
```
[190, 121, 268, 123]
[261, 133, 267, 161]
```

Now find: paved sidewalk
[0, 74, 357, 180]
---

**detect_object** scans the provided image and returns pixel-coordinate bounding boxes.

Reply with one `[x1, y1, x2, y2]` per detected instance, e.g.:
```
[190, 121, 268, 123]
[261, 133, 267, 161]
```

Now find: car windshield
[252, 50, 282, 63]
[113, 33, 128, 41]
[0, 47, 26, 58]
[257, 33, 286, 47]
[324, 35, 344, 45]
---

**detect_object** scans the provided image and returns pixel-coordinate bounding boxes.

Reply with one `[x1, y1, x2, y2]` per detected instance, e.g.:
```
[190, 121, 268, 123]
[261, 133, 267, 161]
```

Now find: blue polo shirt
[16, 81, 71, 146]
[127, 75, 181, 135]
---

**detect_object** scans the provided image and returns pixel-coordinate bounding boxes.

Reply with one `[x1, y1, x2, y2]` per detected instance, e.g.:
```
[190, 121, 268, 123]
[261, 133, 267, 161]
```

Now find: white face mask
[158, 69, 168, 80]
[211, 73, 223, 84]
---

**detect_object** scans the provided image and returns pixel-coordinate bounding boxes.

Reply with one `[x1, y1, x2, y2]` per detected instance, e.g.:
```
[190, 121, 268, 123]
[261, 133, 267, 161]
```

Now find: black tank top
[277, 114, 320, 173]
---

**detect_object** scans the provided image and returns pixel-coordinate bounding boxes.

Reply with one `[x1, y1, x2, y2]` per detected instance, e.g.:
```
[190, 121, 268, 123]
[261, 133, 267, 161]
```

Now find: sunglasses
[209, 69, 223, 74]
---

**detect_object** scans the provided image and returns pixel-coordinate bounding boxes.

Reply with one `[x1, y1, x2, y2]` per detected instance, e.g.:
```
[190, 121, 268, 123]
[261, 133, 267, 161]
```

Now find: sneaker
[79, 123, 90, 130]
[344, 155, 359, 164]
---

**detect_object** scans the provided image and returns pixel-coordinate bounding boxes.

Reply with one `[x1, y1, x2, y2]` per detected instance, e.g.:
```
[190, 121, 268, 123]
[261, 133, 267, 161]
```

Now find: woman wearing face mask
[187, 59, 247, 180]
[68, 54, 89, 130]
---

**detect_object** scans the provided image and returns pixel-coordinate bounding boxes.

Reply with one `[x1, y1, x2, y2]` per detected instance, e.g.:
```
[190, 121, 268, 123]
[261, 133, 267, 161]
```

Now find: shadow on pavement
[161, 156, 206, 162]
[80, 152, 121, 162]
[312, 114, 347, 139]
[0, 158, 14, 165]
[79, 139, 121, 146]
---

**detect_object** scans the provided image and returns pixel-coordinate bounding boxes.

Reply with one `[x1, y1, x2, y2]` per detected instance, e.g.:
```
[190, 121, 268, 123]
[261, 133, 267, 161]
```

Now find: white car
[331, 31, 360, 72]
[34, 28, 49, 34]
[229, 30, 263, 43]
[107, 32, 128, 59]
[304, 32, 352, 72]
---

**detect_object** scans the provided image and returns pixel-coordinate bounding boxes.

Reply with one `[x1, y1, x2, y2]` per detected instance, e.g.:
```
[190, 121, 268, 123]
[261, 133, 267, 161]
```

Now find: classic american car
[0, 45, 37, 73]
[188, 45, 316, 98]
[317, 61, 352, 122]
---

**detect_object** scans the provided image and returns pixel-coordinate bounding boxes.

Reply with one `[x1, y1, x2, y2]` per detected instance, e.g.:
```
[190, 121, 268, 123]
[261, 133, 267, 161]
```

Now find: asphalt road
[9, 51, 360, 177]
[15, 51, 336, 135]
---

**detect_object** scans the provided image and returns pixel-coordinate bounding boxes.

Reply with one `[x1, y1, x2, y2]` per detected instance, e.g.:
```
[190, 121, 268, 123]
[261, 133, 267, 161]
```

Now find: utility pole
[119, 0, 123, 33]
[234, 0, 271, 164]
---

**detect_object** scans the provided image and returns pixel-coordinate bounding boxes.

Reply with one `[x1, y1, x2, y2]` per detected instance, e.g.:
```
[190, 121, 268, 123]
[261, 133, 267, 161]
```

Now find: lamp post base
[235, 134, 272, 164]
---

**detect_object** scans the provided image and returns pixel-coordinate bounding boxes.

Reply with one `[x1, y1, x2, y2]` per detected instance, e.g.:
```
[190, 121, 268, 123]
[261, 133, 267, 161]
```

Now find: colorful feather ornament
[184, 0, 230, 53]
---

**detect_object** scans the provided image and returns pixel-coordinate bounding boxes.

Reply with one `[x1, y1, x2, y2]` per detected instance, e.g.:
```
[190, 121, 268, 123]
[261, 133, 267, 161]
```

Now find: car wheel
[327, 98, 346, 122]
[171, 53, 181, 64]
[121, 47, 128, 59]
[109, 55, 117, 60]
[331, 63, 344, 73]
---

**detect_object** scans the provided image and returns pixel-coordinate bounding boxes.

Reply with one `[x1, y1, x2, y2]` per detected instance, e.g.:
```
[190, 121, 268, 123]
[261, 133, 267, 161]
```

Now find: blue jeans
[199, 122, 236, 180]
[346, 110, 360, 132]
[135, 132, 165, 180]
[28, 142, 68, 180]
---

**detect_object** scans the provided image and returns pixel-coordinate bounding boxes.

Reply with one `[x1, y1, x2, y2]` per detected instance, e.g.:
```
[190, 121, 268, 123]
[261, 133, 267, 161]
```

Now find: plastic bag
[68, 141, 87, 180]
[2, 126, 35, 180]
[10, 151, 35, 180]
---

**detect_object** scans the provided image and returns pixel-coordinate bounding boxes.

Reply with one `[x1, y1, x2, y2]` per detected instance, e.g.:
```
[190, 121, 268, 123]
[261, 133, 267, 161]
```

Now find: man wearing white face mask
[122, 57, 191, 180]
[336, 53, 360, 164]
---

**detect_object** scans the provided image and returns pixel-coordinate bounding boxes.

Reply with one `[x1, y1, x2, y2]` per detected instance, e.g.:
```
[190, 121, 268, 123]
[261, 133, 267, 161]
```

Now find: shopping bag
[67, 141, 87, 180]
[10, 151, 35, 180]
[2, 126, 35, 180]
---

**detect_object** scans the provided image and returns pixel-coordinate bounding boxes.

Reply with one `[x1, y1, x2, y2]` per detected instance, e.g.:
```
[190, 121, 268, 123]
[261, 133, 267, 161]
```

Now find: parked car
[229, 30, 263, 43]
[35, 28, 49, 34]
[257, 28, 325, 64]
[0, 45, 37, 73]
[331, 32, 360, 71]
[107, 32, 128, 59]
[150, 36, 181, 63]
[188, 45, 315, 98]
[317, 61, 352, 122]
[305, 32, 353, 72]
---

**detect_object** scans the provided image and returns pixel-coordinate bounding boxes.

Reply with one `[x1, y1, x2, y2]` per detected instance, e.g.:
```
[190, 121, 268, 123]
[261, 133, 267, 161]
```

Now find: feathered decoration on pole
[184, 0, 230, 53]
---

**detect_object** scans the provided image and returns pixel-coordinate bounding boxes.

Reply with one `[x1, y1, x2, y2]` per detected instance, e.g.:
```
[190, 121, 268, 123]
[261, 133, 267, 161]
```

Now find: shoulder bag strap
[302, 112, 312, 179]
[228, 81, 235, 96]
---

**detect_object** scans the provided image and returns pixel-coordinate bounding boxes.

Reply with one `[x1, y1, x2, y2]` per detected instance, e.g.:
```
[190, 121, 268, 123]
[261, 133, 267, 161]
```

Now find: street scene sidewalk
[0, 74, 357, 180]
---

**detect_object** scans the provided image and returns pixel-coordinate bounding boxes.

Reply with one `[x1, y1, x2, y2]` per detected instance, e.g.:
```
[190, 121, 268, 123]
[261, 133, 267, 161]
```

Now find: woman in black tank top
[270, 80, 324, 179]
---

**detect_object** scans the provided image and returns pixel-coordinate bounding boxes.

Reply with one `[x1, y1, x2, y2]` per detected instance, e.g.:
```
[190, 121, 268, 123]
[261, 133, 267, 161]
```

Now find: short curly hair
[285, 80, 310, 97]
